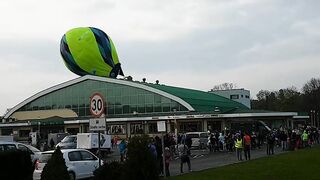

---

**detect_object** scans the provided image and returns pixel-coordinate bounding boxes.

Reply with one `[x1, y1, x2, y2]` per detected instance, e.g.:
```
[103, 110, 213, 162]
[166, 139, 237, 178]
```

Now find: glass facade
[16, 80, 188, 117]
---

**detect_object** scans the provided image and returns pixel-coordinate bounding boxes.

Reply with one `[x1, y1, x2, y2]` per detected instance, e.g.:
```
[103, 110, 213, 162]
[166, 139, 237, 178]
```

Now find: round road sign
[90, 93, 105, 117]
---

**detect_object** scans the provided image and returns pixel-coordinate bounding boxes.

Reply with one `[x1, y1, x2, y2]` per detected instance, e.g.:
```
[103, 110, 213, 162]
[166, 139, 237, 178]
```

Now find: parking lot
[105, 144, 284, 177]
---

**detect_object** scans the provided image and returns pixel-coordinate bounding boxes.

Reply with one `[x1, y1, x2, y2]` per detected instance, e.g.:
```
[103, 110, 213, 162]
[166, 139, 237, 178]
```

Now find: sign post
[157, 121, 166, 178]
[90, 93, 105, 168]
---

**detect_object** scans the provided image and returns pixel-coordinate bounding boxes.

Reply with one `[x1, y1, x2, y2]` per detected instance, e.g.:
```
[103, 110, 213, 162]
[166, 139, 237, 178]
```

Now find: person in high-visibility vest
[235, 136, 243, 161]
[302, 130, 309, 148]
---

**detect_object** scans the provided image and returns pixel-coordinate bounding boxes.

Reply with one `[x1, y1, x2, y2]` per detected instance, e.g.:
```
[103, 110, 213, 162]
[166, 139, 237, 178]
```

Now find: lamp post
[38, 121, 41, 138]
[310, 110, 315, 127]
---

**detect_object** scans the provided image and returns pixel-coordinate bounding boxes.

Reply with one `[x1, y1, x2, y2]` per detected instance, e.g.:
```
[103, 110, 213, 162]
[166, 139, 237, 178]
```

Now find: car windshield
[39, 153, 53, 163]
[26, 145, 40, 152]
[200, 133, 208, 138]
[187, 134, 199, 138]
[61, 136, 76, 143]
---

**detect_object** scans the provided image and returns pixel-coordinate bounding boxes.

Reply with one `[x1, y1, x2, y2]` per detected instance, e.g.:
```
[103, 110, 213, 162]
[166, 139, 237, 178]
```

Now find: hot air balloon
[60, 27, 124, 78]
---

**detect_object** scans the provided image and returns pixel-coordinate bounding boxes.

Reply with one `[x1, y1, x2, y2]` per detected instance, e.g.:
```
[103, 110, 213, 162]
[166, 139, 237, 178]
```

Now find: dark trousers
[180, 155, 191, 173]
[244, 145, 251, 160]
[120, 153, 125, 162]
[165, 163, 170, 177]
[236, 148, 243, 161]
[267, 144, 274, 155]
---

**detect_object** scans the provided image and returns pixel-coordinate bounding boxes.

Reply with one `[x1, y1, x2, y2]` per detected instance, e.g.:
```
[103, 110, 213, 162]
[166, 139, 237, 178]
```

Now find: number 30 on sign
[90, 93, 105, 117]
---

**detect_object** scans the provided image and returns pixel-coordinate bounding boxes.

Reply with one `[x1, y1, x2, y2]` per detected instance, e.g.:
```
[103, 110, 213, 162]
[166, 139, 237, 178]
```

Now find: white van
[185, 132, 209, 149]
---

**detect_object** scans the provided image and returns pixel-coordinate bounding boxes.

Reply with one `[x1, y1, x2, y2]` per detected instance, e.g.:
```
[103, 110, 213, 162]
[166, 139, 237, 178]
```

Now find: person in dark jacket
[267, 132, 275, 155]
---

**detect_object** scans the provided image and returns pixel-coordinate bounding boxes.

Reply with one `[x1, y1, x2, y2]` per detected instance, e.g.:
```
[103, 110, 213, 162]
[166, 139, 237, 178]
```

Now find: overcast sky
[1, 0, 320, 115]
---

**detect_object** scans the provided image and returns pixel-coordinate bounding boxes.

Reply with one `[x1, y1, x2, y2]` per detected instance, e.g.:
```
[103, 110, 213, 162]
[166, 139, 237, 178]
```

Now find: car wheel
[69, 172, 75, 180]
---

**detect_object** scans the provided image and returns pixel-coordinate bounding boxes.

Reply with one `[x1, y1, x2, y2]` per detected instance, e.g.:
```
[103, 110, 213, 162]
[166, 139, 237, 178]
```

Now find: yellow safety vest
[235, 139, 243, 148]
[302, 133, 308, 141]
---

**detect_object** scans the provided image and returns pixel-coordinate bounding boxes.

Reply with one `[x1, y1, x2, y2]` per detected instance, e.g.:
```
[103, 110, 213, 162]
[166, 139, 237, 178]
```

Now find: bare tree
[302, 77, 320, 111]
[211, 83, 237, 91]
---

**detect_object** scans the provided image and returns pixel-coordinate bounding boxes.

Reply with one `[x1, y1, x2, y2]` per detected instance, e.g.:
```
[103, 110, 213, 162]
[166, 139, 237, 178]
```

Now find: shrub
[41, 146, 69, 180]
[0, 150, 33, 180]
[124, 135, 159, 180]
[93, 161, 125, 180]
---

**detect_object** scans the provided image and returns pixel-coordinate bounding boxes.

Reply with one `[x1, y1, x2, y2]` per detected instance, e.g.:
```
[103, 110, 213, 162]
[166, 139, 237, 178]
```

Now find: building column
[166, 121, 171, 133]
[174, 119, 178, 140]
[221, 120, 226, 132]
[126, 122, 130, 138]
[80, 124, 83, 133]
[144, 121, 149, 134]
[203, 119, 208, 132]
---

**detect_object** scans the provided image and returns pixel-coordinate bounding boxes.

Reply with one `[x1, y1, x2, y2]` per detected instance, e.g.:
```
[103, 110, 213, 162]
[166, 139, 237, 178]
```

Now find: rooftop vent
[125, 76, 133, 81]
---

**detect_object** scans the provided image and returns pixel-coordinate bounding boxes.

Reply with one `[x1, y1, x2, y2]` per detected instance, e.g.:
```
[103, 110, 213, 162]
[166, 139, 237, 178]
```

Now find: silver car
[0, 141, 41, 168]
[185, 132, 209, 149]
[33, 149, 101, 180]
[56, 135, 77, 149]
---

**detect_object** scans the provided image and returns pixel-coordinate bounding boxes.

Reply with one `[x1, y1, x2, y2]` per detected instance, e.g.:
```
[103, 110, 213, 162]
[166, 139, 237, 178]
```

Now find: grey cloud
[0, 38, 67, 74]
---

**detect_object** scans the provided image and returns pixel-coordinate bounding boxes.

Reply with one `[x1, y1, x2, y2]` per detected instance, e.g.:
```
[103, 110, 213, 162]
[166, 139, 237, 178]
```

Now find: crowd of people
[110, 125, 320, 177]
[206, 125, 320, 161]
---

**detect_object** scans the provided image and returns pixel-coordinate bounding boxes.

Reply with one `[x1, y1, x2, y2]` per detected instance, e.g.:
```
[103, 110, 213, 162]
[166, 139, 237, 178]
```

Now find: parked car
[33, 149, 101, 180]
[56, 135, 77, 149]
[0, 141, 41, 168]
[185, 132, 209, 149]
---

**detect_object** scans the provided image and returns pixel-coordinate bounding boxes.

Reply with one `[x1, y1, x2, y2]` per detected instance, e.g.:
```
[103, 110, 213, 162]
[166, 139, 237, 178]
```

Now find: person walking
[49, 138, 55, 150]
[302, 130, 309, 148]
[235, 135, 243, 161]
[164, 147, 171, 177]
[267, 132, 275, 155]
[243, 132, 251, 160]
[218, 132, 225, 151]
[251, 131, 257, 149]
[279, 130, 288, 151]
[119, 139, 127, 162]
[178, 142, 191, 173]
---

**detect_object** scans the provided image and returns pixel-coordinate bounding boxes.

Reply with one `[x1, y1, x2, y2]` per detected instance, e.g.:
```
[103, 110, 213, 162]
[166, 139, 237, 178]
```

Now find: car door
[67, 151, 86, 179]
[17, 144, 35, 161]
[79, 150, 99, 178]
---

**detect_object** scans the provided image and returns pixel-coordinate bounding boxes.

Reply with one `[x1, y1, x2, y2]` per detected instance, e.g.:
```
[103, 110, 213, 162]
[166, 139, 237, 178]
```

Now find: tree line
[251, 77, 320, 113]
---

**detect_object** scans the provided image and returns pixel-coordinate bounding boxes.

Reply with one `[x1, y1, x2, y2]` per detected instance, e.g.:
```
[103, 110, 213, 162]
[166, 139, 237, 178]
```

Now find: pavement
[169, 146, 285, 176]
[105, 145, 286, 177]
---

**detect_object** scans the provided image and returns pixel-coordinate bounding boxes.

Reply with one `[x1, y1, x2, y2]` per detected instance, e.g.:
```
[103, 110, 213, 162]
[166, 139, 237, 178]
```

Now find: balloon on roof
[60, 27, 124, 78]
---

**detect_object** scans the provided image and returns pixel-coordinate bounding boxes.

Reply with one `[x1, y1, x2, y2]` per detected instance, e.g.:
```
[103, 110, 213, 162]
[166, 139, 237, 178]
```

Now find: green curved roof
[145, 83, 249, 113]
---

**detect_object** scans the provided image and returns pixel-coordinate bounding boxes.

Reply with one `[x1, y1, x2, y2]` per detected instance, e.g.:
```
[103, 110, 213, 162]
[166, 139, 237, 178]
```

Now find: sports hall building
[0, 75, 301, 141]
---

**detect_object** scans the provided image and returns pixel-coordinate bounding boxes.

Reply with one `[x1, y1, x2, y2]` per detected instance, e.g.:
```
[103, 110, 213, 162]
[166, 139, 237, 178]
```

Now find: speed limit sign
[90, 93, 105, 117]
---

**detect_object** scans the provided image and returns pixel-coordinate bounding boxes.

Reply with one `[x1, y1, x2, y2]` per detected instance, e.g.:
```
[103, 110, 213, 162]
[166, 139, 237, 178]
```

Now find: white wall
[209, 89, 251, 109]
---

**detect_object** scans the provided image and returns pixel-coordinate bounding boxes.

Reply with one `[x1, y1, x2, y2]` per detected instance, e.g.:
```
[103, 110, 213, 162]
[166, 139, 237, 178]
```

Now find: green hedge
[0, 150, 33, 180]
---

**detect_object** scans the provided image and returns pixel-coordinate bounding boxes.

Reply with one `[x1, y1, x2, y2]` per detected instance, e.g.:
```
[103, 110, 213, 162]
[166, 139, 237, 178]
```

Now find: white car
[0, 141, 41, 168]
[33, 149, 101, 180]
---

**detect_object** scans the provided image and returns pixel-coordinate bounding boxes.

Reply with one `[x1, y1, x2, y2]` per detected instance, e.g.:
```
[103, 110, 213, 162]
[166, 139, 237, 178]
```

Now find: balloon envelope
[60, 27, 124, 78]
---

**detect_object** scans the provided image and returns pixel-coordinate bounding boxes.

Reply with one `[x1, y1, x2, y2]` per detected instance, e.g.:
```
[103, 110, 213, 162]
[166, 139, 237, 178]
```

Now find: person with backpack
[119, 139, 127, 162]
[178, 141, 192, 173]
[243, 132, 251, 160]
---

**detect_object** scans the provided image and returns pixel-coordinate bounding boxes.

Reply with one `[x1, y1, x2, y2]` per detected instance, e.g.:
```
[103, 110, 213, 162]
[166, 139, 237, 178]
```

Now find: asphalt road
[169, 146, 285, 176]
[105, 144, 286, 177]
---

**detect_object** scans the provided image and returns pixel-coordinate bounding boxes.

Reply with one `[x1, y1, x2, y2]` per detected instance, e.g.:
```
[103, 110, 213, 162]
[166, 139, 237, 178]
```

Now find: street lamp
[38, 121, 41, 138]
